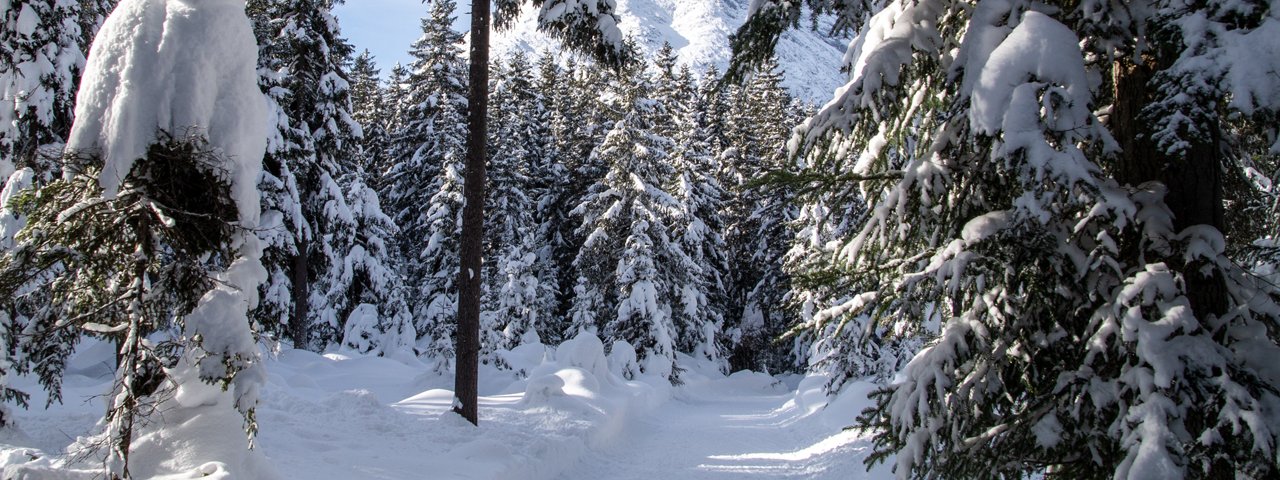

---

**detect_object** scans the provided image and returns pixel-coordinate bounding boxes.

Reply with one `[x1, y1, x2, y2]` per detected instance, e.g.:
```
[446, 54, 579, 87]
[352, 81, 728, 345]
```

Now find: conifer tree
[720, 55, 802, 374]
[733, 1, 1280, 477]
[546, 56, 617, 323]
[383, 0, 469, 369]
[340, 177, 414, 356]
[0, 2, 87, 423]
[249, 0, 368, 350]
[349, 50, 390, 172]
[0, 0, 85, 182]
[1, 0, 267, 473]
[570, 68, 690, 381]
[480, 51, 554, 360]
[525, 51, 572, 343]
[382, 63, 412, 156]
[667, 67, 730, 367]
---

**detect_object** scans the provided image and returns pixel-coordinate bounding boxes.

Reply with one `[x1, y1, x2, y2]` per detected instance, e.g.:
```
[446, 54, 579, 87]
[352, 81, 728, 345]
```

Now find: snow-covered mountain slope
[492, 0, 848, 103]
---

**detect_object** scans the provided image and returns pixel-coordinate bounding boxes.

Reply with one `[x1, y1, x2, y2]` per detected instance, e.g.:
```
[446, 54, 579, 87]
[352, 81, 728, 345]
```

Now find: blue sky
[334, 1, 471, 74]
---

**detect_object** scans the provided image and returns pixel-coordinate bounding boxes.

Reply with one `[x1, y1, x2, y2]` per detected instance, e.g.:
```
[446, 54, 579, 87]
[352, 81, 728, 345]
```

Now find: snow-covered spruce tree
[248, 0, 366, 350]
[719, 55, 803, 374]
[339, 49, 413, 356]
[380, 0, 469, 369]
[546, 55, 621, 322]
[0, 170, 31, 428]
[570, 66, 691, 381]
[647, 43, 687, 139]
[526, 50, 573, 343]
[349, 50, 391, 173]
[415, 151, 466, 371]
[732, 1, 1280, 477]
[0, 0, 85, 182]
[248, 0, 310, 347]
[661, 63, 730, 368]
[340, 177, 414, 356]
[382, 62, 412, 148]
[0, 0, 268, 475]
[1, 137, 242, 476]
[480, 51, 556, 361]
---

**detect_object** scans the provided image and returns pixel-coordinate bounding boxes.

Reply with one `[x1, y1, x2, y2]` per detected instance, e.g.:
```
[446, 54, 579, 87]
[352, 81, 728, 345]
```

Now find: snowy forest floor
[1, 336, 890, 479]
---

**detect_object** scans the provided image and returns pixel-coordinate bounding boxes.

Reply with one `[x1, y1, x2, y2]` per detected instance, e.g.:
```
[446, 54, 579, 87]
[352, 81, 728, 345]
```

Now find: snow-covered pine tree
[719, 55, 802, 374]
[733, 0, 1280, 477]
[0, 0, 87, 427]
[480, 51, 555, 361]
[340, 176, 413, 356]
[647, 42, 685, 139]
[349, 50, 390, 173]
[249, 0, 311, 346]
[0, 0, 269, 473]
[666, 64, 730, 368]
[570, 63, 691, 381]
[2, 136, 247, 476]
[249, 0, 366, 350]
[382, 0, 469, 369]
[382, 62, 412, 153]
[546, 55, 619, 324]
[526, 50, 573, 343]
[0, 0, 84, 182]
[339, 49, 412, 356]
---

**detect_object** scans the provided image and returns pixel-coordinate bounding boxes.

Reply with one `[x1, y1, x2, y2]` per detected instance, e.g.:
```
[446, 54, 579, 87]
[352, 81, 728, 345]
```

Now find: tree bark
[454, 0, 490, 426]
[290, 246, 309, 350]
[1111, 57, 1227, 320]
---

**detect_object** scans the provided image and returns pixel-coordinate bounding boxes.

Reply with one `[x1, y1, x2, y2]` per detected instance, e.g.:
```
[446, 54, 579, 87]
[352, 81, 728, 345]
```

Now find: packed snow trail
[555, 374, 888, 479]
[3, 337, 889, 479]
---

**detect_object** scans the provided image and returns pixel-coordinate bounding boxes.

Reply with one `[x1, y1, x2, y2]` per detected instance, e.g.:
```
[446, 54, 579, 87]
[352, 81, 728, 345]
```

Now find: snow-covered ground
[1, 334, 887, 479]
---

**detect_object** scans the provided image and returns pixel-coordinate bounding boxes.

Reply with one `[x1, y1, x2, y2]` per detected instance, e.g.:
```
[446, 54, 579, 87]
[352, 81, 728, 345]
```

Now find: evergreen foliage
[0, 0, 85, 181]
[349, 50, 391, 172]
[719, 56, 804, 374]
[734, 1, 1280, 477]
[380, 0, 469, 370]
[0, 134, 247, 477]
[250, 0, 404, 352]
[481, 51, 556, 360]
[569, 71, 691, 381]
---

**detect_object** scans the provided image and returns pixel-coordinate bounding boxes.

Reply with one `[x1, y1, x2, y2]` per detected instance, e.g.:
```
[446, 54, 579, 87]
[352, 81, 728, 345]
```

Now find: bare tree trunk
[454, 0, 490, 426]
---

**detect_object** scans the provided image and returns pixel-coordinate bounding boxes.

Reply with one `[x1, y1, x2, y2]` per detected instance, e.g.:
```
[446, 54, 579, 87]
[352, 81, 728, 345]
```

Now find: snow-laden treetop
[67, 0, 267, 225]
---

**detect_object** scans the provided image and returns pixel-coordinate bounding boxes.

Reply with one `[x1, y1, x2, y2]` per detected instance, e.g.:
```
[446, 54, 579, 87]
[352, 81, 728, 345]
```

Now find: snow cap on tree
[68, 0, 267, 226]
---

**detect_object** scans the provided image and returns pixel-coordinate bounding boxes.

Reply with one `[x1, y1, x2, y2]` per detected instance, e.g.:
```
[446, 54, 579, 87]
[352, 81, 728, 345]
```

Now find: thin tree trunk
[291, 246, 309, 349]
[454, 0, 490, 426]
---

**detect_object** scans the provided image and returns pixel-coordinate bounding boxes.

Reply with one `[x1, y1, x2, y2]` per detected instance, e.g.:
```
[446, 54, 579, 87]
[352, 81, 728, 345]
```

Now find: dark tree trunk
[1111, 57, 1227, 320]
[1111, 59, 1162, 189]
[290, 246, 309, 350]
[454, 0, 490, 426]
